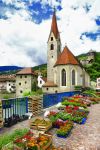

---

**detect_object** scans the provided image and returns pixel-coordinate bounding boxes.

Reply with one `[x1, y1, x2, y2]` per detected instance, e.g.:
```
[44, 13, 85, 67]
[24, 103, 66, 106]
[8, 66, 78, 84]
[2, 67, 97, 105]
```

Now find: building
[0, 75, 16, 93]
[80, 49, 95, 65]
[96, 78, 100, 91]
[16, 67, 36, 97]
[37, 74, 47, 88]
[42, 10, 90, 93]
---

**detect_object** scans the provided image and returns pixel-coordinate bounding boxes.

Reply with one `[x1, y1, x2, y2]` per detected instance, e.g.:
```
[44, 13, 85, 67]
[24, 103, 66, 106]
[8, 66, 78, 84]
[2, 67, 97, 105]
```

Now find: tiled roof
[54, 46, 79, 66]
[43, 81, 58, 87]
[0, 74, 15, 81]
[16, 67, 34, 75]
[42, 77, 47, 82]
[50, 10, 59, 39]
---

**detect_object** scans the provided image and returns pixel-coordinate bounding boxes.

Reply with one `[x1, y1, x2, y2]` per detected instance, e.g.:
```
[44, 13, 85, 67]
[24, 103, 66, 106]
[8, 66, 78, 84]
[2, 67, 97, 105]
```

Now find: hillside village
[0, 49, 99, 98]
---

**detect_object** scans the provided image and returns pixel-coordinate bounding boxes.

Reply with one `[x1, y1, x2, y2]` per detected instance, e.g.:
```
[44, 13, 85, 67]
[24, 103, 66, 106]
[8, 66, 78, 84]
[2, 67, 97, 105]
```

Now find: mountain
[32, 64, 47, 77]
[0, 66, 23, 75]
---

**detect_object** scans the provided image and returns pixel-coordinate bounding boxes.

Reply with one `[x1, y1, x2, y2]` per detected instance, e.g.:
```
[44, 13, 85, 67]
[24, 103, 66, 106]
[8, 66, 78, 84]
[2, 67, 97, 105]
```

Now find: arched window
[62, 69, 66, 86]
[50, 44, 54, 50]
[72, 69, 75, 85]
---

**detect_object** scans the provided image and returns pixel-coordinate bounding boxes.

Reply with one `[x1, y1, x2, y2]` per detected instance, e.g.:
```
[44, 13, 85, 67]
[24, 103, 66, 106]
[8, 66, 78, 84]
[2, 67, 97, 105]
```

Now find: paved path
[0, 104, 100, 150]
[50, 104, 100, 150]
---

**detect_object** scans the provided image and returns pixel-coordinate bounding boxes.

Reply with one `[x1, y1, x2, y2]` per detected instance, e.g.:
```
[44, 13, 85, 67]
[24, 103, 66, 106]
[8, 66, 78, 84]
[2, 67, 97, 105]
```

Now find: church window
[51, 37, 53, 41]
[25, 75, 27, 78]
[72, 69, 75, 85]
[50, 44, 54, 50]
[19, 82, 21, 85]
[62, 69, 66, 86]
[46, 88, 48, 91]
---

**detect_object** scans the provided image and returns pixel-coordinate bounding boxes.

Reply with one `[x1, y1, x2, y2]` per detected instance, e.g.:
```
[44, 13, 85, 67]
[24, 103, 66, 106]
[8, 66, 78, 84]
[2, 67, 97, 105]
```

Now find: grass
[23, 89, 43, 97]
[0, 128, 28, 149]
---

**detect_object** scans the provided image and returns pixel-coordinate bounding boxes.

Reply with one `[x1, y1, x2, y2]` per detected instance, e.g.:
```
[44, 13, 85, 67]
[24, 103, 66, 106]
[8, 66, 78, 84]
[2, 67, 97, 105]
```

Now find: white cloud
[0, 14, 51, 66]
[57, 0, 100, 55]
[2, 0, 26, 8]
[0, 0, 99, 67]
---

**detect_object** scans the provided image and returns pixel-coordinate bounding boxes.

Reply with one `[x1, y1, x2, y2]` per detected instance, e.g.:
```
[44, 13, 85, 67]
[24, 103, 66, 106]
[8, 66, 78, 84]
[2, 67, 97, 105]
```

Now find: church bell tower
[47, 9, 61, 82]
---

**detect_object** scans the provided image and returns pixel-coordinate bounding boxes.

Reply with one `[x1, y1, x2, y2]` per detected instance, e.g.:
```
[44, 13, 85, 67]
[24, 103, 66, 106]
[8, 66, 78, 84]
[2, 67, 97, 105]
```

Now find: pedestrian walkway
[50, 104, 100, 150]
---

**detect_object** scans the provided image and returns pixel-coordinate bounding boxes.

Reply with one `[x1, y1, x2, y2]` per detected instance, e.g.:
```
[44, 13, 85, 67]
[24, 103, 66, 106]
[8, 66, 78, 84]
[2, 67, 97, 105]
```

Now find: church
[42, 10, 90, 94]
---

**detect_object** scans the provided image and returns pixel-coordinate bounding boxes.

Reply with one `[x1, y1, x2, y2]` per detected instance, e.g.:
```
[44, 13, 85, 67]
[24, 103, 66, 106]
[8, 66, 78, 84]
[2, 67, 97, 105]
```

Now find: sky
[0, 0, 100, 67]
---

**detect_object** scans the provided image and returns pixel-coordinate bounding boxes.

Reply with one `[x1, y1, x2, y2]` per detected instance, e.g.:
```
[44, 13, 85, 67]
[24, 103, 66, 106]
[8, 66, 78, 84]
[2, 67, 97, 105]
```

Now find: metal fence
[43, 91, 80, 108]
[2, 97, 28, 120]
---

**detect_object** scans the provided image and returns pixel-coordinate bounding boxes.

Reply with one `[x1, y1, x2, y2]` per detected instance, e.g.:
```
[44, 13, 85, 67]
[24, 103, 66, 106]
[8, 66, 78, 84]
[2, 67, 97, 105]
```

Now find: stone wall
[16, 74, 32, 97]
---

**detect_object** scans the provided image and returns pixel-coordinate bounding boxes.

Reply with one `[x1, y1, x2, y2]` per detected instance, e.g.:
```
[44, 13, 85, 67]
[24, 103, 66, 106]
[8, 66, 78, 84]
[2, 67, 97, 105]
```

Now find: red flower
[74, 106, 79, 110]
[14, 138, 22, 143]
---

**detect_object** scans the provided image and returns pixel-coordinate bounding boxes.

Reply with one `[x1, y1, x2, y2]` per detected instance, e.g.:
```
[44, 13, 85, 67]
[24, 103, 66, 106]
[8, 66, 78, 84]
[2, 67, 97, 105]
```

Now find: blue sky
[0, 0, 100, 67]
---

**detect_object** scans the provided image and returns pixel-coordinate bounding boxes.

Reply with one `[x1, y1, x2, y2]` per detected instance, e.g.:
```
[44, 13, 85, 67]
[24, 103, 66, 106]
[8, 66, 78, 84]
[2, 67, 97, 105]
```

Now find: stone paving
[0, 104, 100, 150]
[49, 104, 100, 150]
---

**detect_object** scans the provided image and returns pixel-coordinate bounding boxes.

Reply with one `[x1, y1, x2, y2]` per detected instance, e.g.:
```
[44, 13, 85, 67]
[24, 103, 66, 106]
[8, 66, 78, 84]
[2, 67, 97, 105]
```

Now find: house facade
[16, 67, 36, 97]
[0, 75, 16, 93]
[96, 77, 100, 91]
[42, 10, 90, 94]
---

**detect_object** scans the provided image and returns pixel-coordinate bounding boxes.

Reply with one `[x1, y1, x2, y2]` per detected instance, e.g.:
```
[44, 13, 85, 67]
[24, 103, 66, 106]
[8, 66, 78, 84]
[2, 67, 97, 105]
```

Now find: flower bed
[53, 119, 64, 128]
[14, 133, 52, 150]
[0, 129, 29, 150]
[13, 130, 33, 149]
[62, 100, 87, 108]
[56, 121, 73, 138]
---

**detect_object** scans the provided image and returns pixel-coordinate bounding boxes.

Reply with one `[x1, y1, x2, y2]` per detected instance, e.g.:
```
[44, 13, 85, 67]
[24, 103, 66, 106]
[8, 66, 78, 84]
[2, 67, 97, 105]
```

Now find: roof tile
[16, 67, 34, 75]
[54, 46, 79, 66]
[43, 81, 58, 87]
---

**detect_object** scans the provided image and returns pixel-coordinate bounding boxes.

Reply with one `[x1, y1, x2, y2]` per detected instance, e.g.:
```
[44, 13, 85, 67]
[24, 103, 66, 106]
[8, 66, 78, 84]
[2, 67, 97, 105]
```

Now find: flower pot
[80, 118, 87, 124]
[57, 133, 69, 138]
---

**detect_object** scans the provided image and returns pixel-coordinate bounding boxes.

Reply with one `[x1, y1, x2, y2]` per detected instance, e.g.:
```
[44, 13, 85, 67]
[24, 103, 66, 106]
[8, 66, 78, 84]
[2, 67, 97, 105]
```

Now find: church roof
[43, 81, 58, 87]
[16, 67, 35, 75]
[50, 10, 59, 39]
[54, 46, 79, 66]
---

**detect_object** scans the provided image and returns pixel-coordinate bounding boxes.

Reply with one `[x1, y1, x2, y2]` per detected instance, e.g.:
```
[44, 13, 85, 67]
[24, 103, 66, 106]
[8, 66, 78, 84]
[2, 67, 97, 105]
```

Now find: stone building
[16, 67, 36, 97]
[42, 10, 90, 94]
[80, 49, 95, 65]
[96, 77, 100, 91]
[0, 75, 15, 93]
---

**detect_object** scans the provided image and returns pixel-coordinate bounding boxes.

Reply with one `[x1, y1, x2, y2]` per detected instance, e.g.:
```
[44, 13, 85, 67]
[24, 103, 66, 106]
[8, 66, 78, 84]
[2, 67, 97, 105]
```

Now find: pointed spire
[51, 8, 59, 39]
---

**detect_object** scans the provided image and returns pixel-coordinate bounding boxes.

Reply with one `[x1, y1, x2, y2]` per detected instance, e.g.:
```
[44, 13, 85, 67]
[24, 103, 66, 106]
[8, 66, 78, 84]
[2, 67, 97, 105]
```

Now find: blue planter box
[80, 118, 87, 124]
[57, 133, 68, 138]
[57, 130, 71, 138]
[74, 118, 87, 124]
